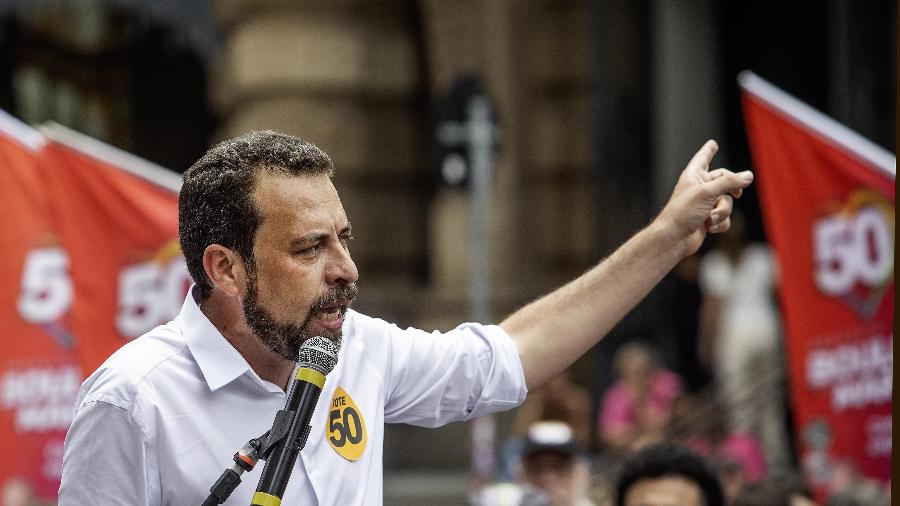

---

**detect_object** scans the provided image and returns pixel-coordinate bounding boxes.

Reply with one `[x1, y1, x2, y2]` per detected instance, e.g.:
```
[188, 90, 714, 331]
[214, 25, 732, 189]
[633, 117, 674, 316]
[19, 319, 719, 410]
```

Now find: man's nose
[325, 245, 359, 285]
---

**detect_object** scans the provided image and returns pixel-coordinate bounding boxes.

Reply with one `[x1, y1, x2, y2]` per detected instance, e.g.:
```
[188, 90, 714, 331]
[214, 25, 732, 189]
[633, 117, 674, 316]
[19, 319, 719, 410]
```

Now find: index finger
[687, 140, 719, 173]
[704, 170, 754, 198]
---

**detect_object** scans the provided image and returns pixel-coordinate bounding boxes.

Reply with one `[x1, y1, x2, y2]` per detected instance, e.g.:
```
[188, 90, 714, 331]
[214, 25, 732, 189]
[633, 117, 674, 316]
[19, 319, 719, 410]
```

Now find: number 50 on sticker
[327, 386, 367, 461]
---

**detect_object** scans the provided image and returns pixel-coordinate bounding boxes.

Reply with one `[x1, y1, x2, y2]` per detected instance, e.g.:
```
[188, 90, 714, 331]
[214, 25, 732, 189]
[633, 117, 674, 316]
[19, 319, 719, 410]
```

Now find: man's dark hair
[615, 443, 724, 506]
[179, 130, 334, 299]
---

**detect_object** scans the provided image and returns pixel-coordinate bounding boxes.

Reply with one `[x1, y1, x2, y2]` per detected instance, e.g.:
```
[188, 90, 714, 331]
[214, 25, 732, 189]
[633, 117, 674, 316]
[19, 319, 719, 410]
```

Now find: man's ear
[202, 244, 247, 297]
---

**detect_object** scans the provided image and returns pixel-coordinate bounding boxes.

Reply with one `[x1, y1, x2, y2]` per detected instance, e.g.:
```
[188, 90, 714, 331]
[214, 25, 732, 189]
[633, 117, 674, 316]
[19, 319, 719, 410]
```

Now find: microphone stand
[250, 368, 324, 505]
[201, 336, 337, 505]
[200, 376, 322, 505]
[200, 433, 265, 506]
[200, 400, 317, 506]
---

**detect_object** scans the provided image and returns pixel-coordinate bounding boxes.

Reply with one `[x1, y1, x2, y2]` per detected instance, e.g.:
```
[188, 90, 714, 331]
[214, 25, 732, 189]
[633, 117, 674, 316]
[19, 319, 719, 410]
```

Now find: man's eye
[298, 244, 321, 255]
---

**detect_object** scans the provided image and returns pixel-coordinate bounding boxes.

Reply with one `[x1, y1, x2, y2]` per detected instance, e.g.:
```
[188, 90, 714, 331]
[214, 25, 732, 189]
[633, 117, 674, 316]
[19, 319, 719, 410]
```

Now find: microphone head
[298, 336, 340, 374]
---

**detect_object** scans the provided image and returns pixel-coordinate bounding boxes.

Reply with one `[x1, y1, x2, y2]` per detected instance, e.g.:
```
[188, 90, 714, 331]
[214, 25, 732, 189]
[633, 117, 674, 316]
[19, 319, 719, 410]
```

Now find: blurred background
[0, 0, 894, 504]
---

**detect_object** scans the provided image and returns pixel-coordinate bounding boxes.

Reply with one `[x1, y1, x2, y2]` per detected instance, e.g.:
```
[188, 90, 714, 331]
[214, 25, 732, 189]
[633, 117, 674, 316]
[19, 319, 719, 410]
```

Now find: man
[615, 443, 725, 506]
[518, 421, 595, 506]
[59, 131, 752, 504]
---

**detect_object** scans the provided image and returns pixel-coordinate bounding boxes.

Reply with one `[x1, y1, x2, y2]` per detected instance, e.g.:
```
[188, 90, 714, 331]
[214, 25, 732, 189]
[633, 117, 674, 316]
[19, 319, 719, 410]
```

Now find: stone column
[210, 0, 428, 324]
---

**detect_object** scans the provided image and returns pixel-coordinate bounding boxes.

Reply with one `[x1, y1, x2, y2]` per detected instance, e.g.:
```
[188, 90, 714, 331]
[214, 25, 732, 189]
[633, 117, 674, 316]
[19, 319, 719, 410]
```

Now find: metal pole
[468, 94, 493, 324]
[467, 94, 495, 482]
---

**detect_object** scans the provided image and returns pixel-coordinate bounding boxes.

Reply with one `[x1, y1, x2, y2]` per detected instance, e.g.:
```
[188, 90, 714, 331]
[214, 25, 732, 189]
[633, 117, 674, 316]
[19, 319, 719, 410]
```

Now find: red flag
[0, 113, 80, 500]
[1, 116, 186, 500]
[39, 124, 188, 376]
[740, 71, 893, 498]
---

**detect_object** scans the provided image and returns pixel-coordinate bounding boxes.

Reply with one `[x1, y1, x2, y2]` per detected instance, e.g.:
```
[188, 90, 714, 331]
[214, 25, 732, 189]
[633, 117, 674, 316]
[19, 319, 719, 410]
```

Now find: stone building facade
[211, 0, 596, 334]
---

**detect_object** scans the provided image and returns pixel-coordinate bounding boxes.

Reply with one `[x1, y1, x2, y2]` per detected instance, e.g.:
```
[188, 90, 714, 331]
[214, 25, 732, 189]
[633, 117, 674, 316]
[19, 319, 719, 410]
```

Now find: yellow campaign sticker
[326, 386, 367, 461]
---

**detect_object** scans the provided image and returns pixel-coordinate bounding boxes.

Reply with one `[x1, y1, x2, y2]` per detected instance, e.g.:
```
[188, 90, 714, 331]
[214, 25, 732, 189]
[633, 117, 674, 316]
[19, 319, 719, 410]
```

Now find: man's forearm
[501, 220, 684, 389]
[502, 140, 753, 389]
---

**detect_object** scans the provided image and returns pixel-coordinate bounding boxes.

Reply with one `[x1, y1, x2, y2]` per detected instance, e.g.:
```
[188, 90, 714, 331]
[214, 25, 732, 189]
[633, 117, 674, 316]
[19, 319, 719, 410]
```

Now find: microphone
[251, 336, 339, 506]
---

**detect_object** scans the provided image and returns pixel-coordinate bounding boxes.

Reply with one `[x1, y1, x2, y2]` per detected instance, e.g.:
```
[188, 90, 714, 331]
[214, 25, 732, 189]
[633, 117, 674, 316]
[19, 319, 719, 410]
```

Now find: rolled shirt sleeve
[381, 321, 528, 427]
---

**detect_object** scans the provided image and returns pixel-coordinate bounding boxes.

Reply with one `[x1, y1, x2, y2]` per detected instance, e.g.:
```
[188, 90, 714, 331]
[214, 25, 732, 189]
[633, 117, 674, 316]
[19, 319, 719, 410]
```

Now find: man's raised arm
[501, 140, 754, 389]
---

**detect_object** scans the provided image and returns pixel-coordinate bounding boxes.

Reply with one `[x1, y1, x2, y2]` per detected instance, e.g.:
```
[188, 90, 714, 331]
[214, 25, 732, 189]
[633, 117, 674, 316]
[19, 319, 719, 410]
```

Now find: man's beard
[242, 268, 359, 361]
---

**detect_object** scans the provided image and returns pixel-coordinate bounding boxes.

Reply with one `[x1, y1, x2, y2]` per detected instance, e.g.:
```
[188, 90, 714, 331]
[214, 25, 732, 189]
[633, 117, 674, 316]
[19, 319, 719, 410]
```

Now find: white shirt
[58, 289, 527, 505]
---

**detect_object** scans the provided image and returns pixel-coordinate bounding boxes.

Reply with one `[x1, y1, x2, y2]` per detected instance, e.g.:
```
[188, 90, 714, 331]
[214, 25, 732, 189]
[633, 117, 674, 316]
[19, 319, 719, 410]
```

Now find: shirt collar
[177, 286, 254, 392]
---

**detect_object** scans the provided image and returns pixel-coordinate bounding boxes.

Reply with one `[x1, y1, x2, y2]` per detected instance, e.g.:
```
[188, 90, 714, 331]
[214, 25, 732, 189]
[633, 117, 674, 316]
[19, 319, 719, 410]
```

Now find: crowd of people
[484, 361, 889, 506]
[482, 222, 890, 506]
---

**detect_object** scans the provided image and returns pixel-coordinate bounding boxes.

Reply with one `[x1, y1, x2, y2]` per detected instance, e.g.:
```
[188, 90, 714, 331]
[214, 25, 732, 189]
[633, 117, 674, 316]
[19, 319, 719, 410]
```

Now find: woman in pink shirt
[598, 342, 684, 454]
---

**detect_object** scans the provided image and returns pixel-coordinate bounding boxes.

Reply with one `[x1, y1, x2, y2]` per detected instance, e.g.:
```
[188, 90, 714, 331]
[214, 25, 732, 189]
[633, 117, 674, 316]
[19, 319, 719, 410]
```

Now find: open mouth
[318, 304, 346, 321]
[309, 283, 357, 332]
[313, 301, 349, 330]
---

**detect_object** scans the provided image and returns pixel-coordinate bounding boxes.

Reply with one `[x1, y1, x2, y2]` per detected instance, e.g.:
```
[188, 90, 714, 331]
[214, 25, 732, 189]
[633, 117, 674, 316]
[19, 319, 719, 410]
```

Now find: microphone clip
[256, 410, 313, 460]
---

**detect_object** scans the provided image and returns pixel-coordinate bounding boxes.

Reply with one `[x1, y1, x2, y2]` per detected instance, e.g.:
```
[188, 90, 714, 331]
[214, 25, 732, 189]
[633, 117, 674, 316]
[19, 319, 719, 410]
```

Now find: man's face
[522, 452, 580, 506]
[241, 172, 359, 360]
[624, 476, 704, 506]
[620, 350, 653, 392]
